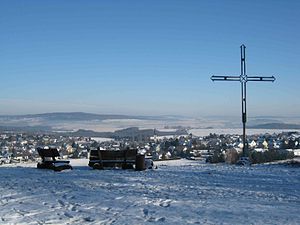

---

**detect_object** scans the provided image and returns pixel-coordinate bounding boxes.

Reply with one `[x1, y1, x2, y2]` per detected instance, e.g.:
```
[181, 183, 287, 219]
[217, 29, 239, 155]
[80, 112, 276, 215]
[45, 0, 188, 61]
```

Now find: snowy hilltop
[0, 159, 299, 224]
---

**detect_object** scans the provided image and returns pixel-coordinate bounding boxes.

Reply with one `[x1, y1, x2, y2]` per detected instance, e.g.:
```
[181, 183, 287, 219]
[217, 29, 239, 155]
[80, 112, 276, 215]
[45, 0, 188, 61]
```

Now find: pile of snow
[0, 159, 299, 224]
[90, 137, 114, 142]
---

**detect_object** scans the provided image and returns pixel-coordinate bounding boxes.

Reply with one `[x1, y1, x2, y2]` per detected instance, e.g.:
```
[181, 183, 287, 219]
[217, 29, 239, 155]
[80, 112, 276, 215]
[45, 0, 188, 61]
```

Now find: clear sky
[1, 0, 299, 117]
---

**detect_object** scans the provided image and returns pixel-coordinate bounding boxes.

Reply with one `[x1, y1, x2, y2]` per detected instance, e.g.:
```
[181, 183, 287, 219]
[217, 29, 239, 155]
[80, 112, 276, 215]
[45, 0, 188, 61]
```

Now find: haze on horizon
[1, 0, 299, 118]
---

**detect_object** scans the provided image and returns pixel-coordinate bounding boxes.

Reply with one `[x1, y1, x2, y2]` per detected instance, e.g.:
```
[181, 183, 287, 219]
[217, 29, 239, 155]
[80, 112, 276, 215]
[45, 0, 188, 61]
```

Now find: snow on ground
[0, 159, 299, 225]
[90, 137, 114, 142]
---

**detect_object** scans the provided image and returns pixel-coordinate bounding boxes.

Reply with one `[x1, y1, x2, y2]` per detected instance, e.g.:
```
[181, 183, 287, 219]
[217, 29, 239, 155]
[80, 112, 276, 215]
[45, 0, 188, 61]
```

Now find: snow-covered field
[0, 159, 299, 225]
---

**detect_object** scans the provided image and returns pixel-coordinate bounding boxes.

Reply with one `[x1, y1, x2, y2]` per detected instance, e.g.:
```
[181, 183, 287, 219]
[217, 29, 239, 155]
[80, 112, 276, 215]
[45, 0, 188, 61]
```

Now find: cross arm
[246, 76, 276, 82]
[211, 75, 240, 81]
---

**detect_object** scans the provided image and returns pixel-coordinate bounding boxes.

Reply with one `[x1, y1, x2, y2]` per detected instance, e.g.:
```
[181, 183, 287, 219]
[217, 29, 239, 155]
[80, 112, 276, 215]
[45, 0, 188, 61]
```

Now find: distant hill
[0, 112, 186, 122]
[2, 113, 299, 132]
[0, 125, 52, 133]
[66, 127, 188, 138]
[249, 123, 300, 129]
[0, 112, 158, 121]
[0, 112, 189, 135]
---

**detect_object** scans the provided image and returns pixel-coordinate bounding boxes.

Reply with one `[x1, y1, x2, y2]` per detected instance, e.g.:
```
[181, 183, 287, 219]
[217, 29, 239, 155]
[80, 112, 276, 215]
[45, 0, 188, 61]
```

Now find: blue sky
[0, 0, 299, 117]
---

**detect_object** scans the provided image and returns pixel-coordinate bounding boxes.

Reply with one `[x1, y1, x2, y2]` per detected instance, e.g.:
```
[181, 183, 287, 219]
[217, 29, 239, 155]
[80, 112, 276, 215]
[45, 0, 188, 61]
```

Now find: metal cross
[211, 45, 276, 156]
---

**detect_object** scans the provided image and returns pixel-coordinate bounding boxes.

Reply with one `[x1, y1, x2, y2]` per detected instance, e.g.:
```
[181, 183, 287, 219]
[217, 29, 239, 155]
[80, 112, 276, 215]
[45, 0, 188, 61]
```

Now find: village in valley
[1, 129, 299, 165]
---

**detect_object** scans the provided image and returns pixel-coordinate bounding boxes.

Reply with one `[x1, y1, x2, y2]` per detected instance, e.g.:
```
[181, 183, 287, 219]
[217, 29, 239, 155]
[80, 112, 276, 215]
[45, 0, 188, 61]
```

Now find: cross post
[211, 45, 276, 157]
